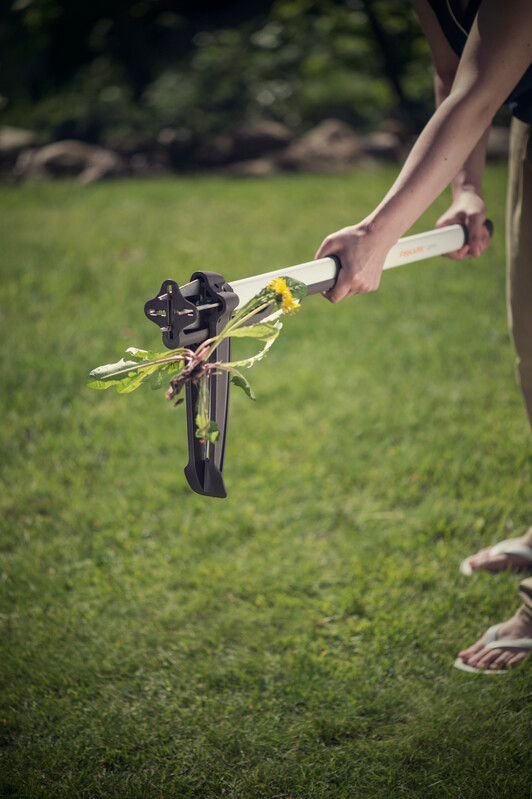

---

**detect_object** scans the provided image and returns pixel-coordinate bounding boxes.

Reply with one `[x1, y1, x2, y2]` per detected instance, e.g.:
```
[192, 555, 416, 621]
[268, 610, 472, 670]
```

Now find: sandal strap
[489, 538, 532, 562]
[484, 623, 532, 651]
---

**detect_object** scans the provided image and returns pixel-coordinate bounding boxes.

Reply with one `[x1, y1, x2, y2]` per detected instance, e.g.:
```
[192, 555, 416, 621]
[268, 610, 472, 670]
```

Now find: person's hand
[436, 191, 491, 260]
[315, 223, 391, 303]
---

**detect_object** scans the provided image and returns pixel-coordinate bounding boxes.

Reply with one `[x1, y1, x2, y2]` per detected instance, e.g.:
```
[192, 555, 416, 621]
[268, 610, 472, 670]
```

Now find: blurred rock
[358, 130, 403, 161]
[14, 140, 126, 183]
[277, 119, 361, 172]
[0, 125, 38, 157]
[194, 132, 234, 166]
[128, 152, 165, 177]
[229, 121, 293, 160]
[0, 126, 39, 176]
[155, 127, 196, 170]
[1, 116, 437, 181]
[196, 121, 293, 166]
[220, 157, 280, 177]
[379, 117, 411, 141]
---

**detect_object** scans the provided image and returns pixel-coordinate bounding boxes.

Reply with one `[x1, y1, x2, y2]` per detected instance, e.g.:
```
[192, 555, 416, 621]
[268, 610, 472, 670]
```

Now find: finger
[444, 244, 470, 261]
[481, 221, 492, 250]
[436, 215, 463, 231]
[323, 264, 354, 304]
[325, 260, 378, 303]
[467, 215, 494, 256]
[465, 217, 487, 257]
[315, 237, 338, 261]
[436, 217, 469, 260]
[315, 243, 328, 261]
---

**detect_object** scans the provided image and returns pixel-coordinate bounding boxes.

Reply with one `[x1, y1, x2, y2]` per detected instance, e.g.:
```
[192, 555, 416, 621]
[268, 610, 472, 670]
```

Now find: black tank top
[426, 0, 532, 122]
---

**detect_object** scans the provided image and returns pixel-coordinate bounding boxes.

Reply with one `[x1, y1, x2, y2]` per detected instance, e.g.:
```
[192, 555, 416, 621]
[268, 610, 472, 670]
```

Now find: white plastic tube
[229, 224, 467, 308]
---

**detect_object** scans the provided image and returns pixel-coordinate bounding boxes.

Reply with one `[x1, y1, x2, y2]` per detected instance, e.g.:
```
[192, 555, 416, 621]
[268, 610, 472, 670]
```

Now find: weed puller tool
[144, 221, 493, 499]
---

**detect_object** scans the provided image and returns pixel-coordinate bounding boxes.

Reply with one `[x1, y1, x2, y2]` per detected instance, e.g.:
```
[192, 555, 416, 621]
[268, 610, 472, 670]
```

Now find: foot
[460, 532, 532, 575]
[457, 612, 532, 672]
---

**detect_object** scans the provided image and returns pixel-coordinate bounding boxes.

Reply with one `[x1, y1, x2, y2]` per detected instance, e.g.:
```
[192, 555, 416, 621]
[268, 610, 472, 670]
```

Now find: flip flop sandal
[454, 622, 532, 674]
[459, 538, 532, 576]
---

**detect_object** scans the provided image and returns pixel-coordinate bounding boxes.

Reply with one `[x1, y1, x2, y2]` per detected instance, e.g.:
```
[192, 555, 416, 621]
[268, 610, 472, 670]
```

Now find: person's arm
[414, 0, 490, 260]
[435, 129, 490, 260]
[317, 0, 532, 302]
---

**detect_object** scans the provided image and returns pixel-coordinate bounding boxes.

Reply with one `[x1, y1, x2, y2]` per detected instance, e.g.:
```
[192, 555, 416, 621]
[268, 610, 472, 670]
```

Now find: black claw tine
[184, 337, 231, 499]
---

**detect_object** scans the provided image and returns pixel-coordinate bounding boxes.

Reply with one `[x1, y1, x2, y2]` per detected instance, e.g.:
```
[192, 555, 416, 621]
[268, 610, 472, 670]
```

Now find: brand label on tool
[400, 245, 425, 258]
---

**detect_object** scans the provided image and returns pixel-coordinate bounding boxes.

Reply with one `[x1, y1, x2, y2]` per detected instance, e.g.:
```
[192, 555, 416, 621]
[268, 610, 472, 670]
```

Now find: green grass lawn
[1, 167, 531, 799]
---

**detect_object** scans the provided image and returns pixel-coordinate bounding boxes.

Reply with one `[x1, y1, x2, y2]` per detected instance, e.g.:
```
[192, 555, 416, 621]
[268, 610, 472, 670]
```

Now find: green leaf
[115, 363, 161, 393]
[228, 320, 282, 341]
[88, 348, 187, 392]
[205, 421, 220, 444]
[235, 288, 275, 319]
[231, 372, 256, 401]
[86, 358, 141, 389]
[150, 370, 165, 390]
[229, 321, 282, 368]
[150, 359, 186, 390]
[195, 413, 220, 444]
[284, 276, 307, 301]
[125, 346, 180, 361]
[150, 360, 183, 390]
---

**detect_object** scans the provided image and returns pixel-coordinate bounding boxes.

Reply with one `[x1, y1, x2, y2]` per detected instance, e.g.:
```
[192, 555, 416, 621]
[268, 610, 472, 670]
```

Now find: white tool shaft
[230, 224, 466, 308]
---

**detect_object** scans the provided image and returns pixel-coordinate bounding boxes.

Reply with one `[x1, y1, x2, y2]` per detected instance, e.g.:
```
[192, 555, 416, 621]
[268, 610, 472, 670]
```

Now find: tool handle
[230, 221, 493, 306]
[381, 219, 493, 273]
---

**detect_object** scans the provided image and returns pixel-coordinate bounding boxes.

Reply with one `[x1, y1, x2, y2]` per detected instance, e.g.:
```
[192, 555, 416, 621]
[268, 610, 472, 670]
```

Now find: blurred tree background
[0, 0, 433, 168]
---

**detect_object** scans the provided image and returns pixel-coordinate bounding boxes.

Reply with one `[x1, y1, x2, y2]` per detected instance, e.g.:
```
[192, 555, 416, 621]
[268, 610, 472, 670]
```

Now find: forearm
[363, 89, 495, 247]
[451, 128, 489, 198]
[435, 66, 489, 198]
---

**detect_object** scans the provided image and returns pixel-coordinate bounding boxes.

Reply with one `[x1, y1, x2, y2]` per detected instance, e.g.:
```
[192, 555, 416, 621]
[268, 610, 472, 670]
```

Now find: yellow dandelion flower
[267, 277, 300, 314]
[280, 289, 300, 315]
[268, 277, 289, 296]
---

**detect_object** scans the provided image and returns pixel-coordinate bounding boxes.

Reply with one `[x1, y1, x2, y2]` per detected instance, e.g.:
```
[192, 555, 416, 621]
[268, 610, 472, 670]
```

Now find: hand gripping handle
[229, 221, 494, 307]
